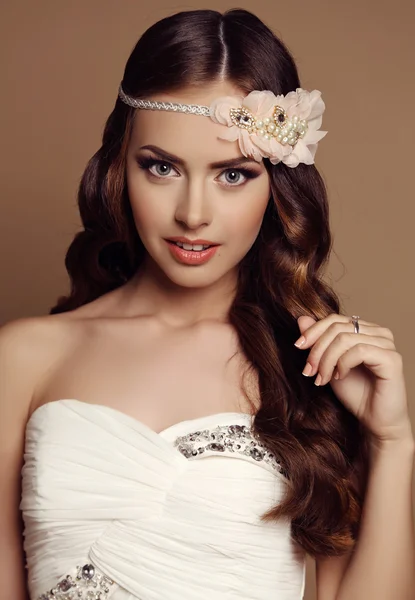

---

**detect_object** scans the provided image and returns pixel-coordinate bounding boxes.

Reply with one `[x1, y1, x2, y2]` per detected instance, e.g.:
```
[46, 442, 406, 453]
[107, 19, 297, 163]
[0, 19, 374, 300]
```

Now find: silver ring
[351, 315, 360, 334]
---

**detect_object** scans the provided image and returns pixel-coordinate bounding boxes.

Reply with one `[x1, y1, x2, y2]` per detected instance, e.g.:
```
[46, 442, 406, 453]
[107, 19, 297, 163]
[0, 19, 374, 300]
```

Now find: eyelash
[136, 156, 259, 188]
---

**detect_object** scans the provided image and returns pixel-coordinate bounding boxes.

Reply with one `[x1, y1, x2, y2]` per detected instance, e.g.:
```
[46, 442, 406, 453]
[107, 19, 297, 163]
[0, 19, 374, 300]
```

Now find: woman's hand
[294, 314, 413, 445]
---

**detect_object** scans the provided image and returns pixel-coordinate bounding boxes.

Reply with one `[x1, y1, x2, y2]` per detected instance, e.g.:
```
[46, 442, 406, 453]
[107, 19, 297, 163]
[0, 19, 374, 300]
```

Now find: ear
[297, 315, 316, 335]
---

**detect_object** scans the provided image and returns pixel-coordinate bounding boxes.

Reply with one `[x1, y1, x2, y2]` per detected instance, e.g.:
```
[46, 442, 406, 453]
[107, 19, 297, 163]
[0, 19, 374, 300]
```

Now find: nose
[174, 179, 212, 230]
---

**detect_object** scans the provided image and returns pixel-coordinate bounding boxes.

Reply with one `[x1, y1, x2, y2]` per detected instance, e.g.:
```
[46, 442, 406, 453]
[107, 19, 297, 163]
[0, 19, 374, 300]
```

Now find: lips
[165, 238, 220, 265]
[166, 237, 218, 247]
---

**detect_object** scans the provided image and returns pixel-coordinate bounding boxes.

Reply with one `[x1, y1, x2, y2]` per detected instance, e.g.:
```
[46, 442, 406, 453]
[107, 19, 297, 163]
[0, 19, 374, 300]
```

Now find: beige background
[1, 1, 414, 597]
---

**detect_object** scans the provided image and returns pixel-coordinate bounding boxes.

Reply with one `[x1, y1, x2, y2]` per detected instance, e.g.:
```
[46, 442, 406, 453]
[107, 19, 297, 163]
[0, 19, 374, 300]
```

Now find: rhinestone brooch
[173, 423, 282, 472]
[229, 104, 308, 146]
[38, 563, 115, 599]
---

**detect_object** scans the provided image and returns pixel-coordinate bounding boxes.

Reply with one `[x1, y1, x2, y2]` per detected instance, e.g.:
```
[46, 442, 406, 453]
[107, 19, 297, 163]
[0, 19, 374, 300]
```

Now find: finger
[314, 334, 396, 386]
[295, 313, 394, 350]
[301, 320, 396, 378]
[335, 344, 403, 382]
[296, 317, 394, 351]
[295, 314, 352, 348]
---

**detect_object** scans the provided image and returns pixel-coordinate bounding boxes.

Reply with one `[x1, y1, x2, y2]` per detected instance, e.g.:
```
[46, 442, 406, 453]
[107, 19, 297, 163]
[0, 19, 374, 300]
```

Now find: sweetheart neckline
[26, 398, 255, 438]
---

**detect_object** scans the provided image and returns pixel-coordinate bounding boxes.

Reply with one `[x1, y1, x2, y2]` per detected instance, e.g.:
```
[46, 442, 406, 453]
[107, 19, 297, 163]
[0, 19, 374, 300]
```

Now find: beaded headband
[118, 83, 327, 168]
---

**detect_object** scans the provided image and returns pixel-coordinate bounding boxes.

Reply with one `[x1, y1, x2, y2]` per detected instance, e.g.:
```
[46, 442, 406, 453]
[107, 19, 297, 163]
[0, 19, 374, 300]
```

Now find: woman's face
[125, 81, 271, 290]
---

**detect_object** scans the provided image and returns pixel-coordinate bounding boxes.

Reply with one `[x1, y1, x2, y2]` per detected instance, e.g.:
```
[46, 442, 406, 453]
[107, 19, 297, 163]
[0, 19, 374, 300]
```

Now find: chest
[37, 321, 259, 430]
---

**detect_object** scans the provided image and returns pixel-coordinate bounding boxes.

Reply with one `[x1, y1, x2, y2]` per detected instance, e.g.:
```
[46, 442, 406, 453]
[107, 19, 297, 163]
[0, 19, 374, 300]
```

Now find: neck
[121, 257, 238, 327]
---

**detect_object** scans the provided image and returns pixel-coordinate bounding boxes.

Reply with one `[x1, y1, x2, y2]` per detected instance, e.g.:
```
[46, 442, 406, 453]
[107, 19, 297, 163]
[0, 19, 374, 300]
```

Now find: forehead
[128, 82, 246, 163]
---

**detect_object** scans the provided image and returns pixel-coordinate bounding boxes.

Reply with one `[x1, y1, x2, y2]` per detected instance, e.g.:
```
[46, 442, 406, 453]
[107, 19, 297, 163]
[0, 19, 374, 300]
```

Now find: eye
[149, 161, 176, 177]
[217, 168, 258, 187]
[136, 156, 179, 178]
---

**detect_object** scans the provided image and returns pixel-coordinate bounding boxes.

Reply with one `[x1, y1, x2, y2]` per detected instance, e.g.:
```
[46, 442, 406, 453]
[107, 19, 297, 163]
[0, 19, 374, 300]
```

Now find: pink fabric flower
[209, 88, 327, 168]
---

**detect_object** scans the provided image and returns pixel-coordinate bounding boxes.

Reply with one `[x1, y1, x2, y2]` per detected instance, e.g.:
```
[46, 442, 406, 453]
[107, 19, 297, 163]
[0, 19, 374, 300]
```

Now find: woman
[1, 8, 414, 600]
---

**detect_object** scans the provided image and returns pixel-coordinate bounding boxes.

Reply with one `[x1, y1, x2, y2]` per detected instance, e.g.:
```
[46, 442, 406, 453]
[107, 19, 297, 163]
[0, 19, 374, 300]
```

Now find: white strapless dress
[20, 399, 306, 600]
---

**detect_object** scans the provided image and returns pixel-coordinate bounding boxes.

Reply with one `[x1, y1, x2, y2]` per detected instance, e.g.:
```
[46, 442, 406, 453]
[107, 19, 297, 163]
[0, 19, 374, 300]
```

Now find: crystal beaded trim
[118, 84, 210, 116]
[173, 423, 283, 473]
[37, 562, 115, 599]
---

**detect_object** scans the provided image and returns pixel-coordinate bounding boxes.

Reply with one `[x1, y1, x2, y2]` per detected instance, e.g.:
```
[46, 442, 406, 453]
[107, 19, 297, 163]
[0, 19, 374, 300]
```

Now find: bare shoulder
[0, 313, 71, 349]
[0, 313, 74, 364]
[0, 313, 82, 599]
[0, 313, 84, 418]
[0, 312, 94, 596]
[0, 315, 58, 386]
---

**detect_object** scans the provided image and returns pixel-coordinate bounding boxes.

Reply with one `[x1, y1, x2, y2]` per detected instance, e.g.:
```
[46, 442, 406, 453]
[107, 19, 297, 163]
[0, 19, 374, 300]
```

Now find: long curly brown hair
[50, 8, 369, 557]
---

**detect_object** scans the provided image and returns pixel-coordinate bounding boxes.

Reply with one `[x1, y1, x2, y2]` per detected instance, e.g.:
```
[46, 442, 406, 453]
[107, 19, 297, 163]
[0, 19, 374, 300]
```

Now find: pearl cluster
[38, 563, 115, 599]
[230, 105, 308, 146]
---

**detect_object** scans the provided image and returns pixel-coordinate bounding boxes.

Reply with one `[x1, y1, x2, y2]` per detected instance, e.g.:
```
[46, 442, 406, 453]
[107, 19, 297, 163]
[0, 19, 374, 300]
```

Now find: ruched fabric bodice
[20, 399, 306, 599]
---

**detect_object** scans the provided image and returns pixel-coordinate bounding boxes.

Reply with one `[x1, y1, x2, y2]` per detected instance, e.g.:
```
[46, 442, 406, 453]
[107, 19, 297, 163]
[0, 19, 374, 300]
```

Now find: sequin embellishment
[38, 562, 115, 599]
[173, 423, 282, 473]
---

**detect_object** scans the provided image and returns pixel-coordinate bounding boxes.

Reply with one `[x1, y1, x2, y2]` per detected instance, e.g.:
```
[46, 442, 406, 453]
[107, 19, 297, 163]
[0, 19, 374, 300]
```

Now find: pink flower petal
[305, 143, 319, 161]
[250, 134, 270, 151]
[239, 129, 264, 162]
[283, 89, 309, 120]
[308, 91, 325, 121]
[303, 129, 327, 145]
[267, 138, 287, 164]
[254, 135, 293, 164]
[282, 152, 300, 168]
[307, 114, 323, 131]
[243, 91, 277, 118]
[284, 139, 315, 167]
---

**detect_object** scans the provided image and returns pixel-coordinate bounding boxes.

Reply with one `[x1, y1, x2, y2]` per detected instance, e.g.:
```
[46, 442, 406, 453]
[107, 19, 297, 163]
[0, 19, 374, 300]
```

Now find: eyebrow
[137, 144, 260, 169]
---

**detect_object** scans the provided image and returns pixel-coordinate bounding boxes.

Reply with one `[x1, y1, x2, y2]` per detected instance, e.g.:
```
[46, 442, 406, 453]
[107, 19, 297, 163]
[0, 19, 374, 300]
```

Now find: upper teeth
[174, 242, 210, 251]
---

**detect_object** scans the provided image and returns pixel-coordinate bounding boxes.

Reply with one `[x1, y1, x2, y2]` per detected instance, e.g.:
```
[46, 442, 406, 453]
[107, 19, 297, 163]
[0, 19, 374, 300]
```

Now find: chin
[162, 265, 229, 289]
[144, 246, 238, 289]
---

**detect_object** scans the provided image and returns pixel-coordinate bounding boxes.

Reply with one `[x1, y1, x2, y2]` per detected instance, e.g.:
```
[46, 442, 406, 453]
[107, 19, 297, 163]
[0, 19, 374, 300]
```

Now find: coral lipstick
[165, 239, 219, 265]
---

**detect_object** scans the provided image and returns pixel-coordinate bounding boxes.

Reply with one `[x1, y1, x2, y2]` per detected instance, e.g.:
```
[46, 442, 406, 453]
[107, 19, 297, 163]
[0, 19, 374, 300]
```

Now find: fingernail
[333, 369, 340, 380]
[314, 373, 322, 386]
[302, 362, 313, 376]
[294, 336, 306, 348]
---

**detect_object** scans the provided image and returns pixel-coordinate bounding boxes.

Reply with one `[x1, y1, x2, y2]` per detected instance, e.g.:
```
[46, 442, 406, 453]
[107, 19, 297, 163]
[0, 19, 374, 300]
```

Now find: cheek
[225, 192, 269, 243]
[127, 175, 171, 233]
[131, 200, 162, 232]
